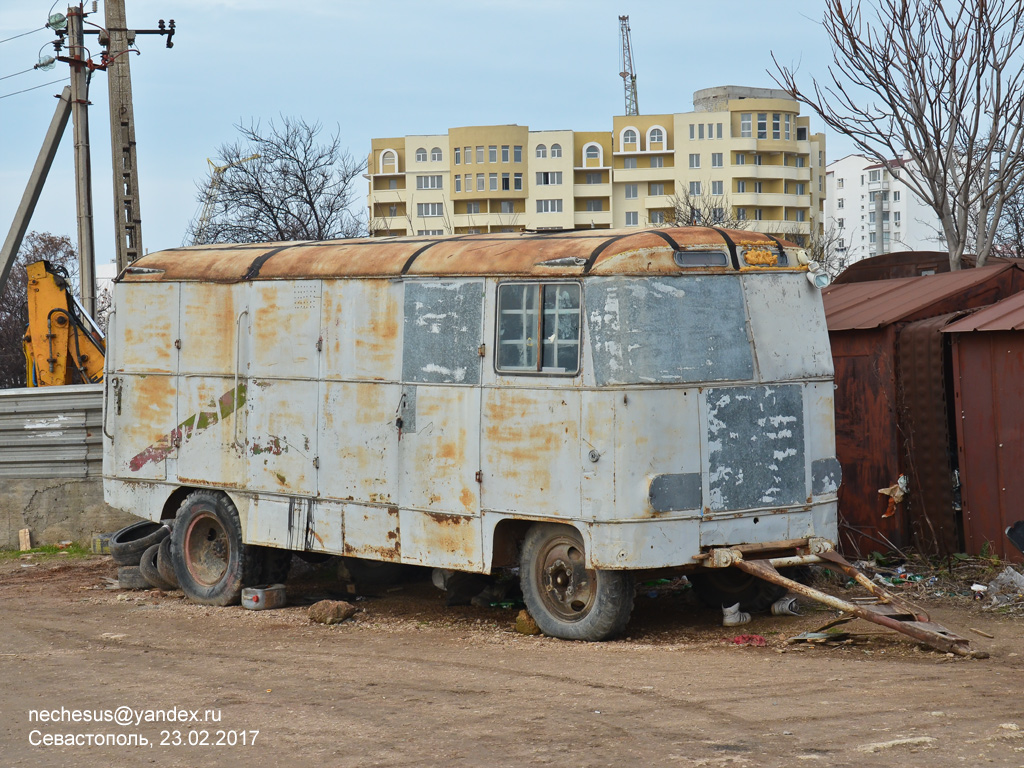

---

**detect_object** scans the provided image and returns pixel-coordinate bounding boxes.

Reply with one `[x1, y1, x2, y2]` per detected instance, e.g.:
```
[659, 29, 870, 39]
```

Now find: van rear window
[497, 283, 581, 375]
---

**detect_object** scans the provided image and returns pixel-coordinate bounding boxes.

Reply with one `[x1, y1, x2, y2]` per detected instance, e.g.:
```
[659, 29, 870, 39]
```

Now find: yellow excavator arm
[23, 260, 105, 386]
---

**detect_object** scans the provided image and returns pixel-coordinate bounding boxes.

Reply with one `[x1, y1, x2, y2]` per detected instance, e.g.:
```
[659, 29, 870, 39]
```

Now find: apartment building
[367, 86, 826, 245]
[825, 154, 942, 267]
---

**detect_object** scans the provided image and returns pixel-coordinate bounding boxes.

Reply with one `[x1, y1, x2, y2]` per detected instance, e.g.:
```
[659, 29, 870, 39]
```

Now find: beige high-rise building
[366, 86, 826, 245]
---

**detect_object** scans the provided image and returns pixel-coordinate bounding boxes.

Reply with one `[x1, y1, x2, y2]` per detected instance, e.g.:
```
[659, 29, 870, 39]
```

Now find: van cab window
[497, 283, 581, 375]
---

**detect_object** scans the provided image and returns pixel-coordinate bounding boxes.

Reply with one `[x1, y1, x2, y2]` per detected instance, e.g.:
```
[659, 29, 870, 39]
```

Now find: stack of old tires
[109, 520, 178, 591]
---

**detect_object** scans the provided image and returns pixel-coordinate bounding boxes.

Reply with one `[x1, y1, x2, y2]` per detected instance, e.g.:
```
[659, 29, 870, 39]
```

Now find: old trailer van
[103, 226, 840, 640]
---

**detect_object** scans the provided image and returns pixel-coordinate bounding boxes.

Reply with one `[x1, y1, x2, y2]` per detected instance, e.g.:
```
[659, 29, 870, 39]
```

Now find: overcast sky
[0, 0, 854, 264]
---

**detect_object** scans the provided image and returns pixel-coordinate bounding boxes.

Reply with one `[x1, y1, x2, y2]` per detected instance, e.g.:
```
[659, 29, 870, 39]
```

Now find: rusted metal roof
[119, 227, 797, 283]
[832, 251, 1001, 284]
[824, 263, 1024, 331]
[942, 290, 1024, 332]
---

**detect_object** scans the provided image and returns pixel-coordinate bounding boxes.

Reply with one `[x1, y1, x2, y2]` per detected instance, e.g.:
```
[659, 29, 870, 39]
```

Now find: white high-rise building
[825, 154, 943, 267]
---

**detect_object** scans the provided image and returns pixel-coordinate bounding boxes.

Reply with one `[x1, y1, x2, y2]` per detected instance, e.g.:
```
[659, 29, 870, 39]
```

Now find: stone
[515, 610, 541, 635]
[308, 599, 357, 625]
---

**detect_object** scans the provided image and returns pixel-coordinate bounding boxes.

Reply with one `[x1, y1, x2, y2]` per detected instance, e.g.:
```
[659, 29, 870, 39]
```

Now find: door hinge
[478, 343, 486, 357]
[316, 336, 323, 352]
[313, 456, 320, 469]
[174, 338, 181, 350]
[475, 470, 483, 483]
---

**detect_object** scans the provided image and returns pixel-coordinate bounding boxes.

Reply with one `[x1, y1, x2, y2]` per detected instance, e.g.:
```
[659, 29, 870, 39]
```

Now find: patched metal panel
[608, 388, 702, 521]
[110, 373, 176, 481]
[343, 504, 401, 562]
[649, 473, 702, 512]
[402, 281, 484, 384]
[174, 376, 248, 489]
[706, 384, 805, 511]
[744, 273, 834, 381]
[587, 276, 754, 386]
[481, 388, 581, 518]
[398, 509, 483, 570]
[177, 283, 247, 376]
[812, 458, 842, 496]
[246, 496, 342, 554]
[318, 381, 399, 504]
[398, 386, 479, 515]
[248, 280, 321, 380]
[321, 279, 403, 382]
[245, 379, 318, 494]
[0, 384, 102, 479]
[109, 283, 178, 374]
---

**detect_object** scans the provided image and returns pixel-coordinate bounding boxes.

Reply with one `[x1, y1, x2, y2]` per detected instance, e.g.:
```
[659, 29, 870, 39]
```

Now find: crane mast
[618, 15, 638, 116]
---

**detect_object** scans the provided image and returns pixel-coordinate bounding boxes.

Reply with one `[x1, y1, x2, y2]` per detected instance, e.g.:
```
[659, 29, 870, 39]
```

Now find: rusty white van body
[103, 226, 839, 639]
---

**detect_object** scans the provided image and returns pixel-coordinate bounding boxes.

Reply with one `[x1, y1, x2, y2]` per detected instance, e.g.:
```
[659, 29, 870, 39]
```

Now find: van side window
[497, 283, 581, 375]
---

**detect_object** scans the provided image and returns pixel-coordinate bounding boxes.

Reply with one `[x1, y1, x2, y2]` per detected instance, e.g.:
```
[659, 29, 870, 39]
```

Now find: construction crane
[619, 15, 638, 116]
[187, 153, 260, 246]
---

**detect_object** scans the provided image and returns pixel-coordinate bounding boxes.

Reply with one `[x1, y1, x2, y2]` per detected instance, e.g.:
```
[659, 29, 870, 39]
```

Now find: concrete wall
[1, 477, 137, 549]
[0, 385, 137, 549]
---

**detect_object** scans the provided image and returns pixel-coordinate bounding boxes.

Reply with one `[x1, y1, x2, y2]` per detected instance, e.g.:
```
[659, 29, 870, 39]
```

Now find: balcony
[573, 211, 613, 227]
[732, 164, 811, 181]
[573, 183, 611, 197]
[732, 192, 811, 208]
[612, 167, 675, 184]
[643, 195, 674, 210]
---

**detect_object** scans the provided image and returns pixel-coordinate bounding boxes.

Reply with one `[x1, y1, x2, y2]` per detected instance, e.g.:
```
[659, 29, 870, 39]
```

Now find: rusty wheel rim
[183, 509, 229, 586]
[537, 534, 595, 621]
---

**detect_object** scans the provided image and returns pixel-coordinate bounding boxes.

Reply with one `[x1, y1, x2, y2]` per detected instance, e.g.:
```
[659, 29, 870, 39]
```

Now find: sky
[0, 0, 855, 267]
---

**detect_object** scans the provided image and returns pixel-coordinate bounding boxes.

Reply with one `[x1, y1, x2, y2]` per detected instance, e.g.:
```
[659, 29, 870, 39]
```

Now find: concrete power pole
[67, 5, 96, 316]
[102, 0, 143, 272]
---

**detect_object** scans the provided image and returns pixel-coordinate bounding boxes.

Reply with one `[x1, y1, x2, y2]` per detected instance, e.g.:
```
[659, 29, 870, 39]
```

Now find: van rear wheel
[519, 523, 634, 641]
[171, 490, 259, 606]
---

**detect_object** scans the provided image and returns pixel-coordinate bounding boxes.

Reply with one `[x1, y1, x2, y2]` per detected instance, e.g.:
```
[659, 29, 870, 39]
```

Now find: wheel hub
[183, 510, 229, 586]
[540, 540, 594, 619]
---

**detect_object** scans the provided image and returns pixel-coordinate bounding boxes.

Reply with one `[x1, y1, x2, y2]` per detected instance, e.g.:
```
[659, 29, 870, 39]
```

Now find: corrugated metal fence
[0, 384, 103, 479]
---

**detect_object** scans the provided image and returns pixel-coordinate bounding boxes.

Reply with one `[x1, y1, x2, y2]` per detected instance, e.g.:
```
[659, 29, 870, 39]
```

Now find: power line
[0, 27, 45, 45]
[0, 67, 35, 82]
[0, 77, 68, 100]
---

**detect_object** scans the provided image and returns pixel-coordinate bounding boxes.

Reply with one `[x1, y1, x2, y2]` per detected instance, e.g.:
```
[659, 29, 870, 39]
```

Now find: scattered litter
[101, 633, 127, 641]
[877, 475, 909, 519]
[730, 634, 766, 647]
[20, 563, 38, 568]
[771, 597, 801, 616]
[983, 566, 1024, 610]
[857, 736, 936, 753]
[722, 602, 750, 627]
[1000, 723, 1021, 731]
[969, 627, 994, 639]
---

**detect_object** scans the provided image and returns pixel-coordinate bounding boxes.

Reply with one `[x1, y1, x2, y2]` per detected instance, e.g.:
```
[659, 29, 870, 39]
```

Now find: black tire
[519, 523, 634, 641]
[109, 520, 169, 566]
[139, 543, 176, 591]
[118, 565, 151, 590]
[688, 569, 788, 612]
[170, 490, 260, 606]
[156, 536, 178, 588]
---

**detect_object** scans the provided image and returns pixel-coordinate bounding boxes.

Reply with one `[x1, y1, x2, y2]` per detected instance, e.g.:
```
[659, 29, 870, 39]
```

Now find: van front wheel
[519, 523, 634, 641]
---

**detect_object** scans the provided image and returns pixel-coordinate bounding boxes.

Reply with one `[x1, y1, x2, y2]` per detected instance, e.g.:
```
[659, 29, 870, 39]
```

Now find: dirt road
[1, 555, 1023, 767]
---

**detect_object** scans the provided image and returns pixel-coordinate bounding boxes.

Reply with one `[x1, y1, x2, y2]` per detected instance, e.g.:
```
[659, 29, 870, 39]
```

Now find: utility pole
[102, 0, 142, 271]
[66, 4, 96, 316]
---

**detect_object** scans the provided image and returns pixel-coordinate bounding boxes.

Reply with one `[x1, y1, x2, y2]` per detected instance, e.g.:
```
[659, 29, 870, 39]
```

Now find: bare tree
[0, 233, 78, 389]
[187, 117, 367, 244]
[773, 0, 1024, 269]
[667, 183, 749, 231]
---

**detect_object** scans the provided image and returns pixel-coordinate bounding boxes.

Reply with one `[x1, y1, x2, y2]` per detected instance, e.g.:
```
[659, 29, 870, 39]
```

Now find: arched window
[415, 147, 427, 162]
[623, 129, 637, 145]
[536, 144, 547, 158]
[550, 143, 562, 158]
[379, 148, 398, 174]
[585, 145, 600, 162]
[649, 128, 663, 144]
[430, 147, 442, 162]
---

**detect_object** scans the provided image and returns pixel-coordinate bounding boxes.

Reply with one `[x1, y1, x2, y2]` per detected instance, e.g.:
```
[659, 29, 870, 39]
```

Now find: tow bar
[701, 544, 987, 659]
